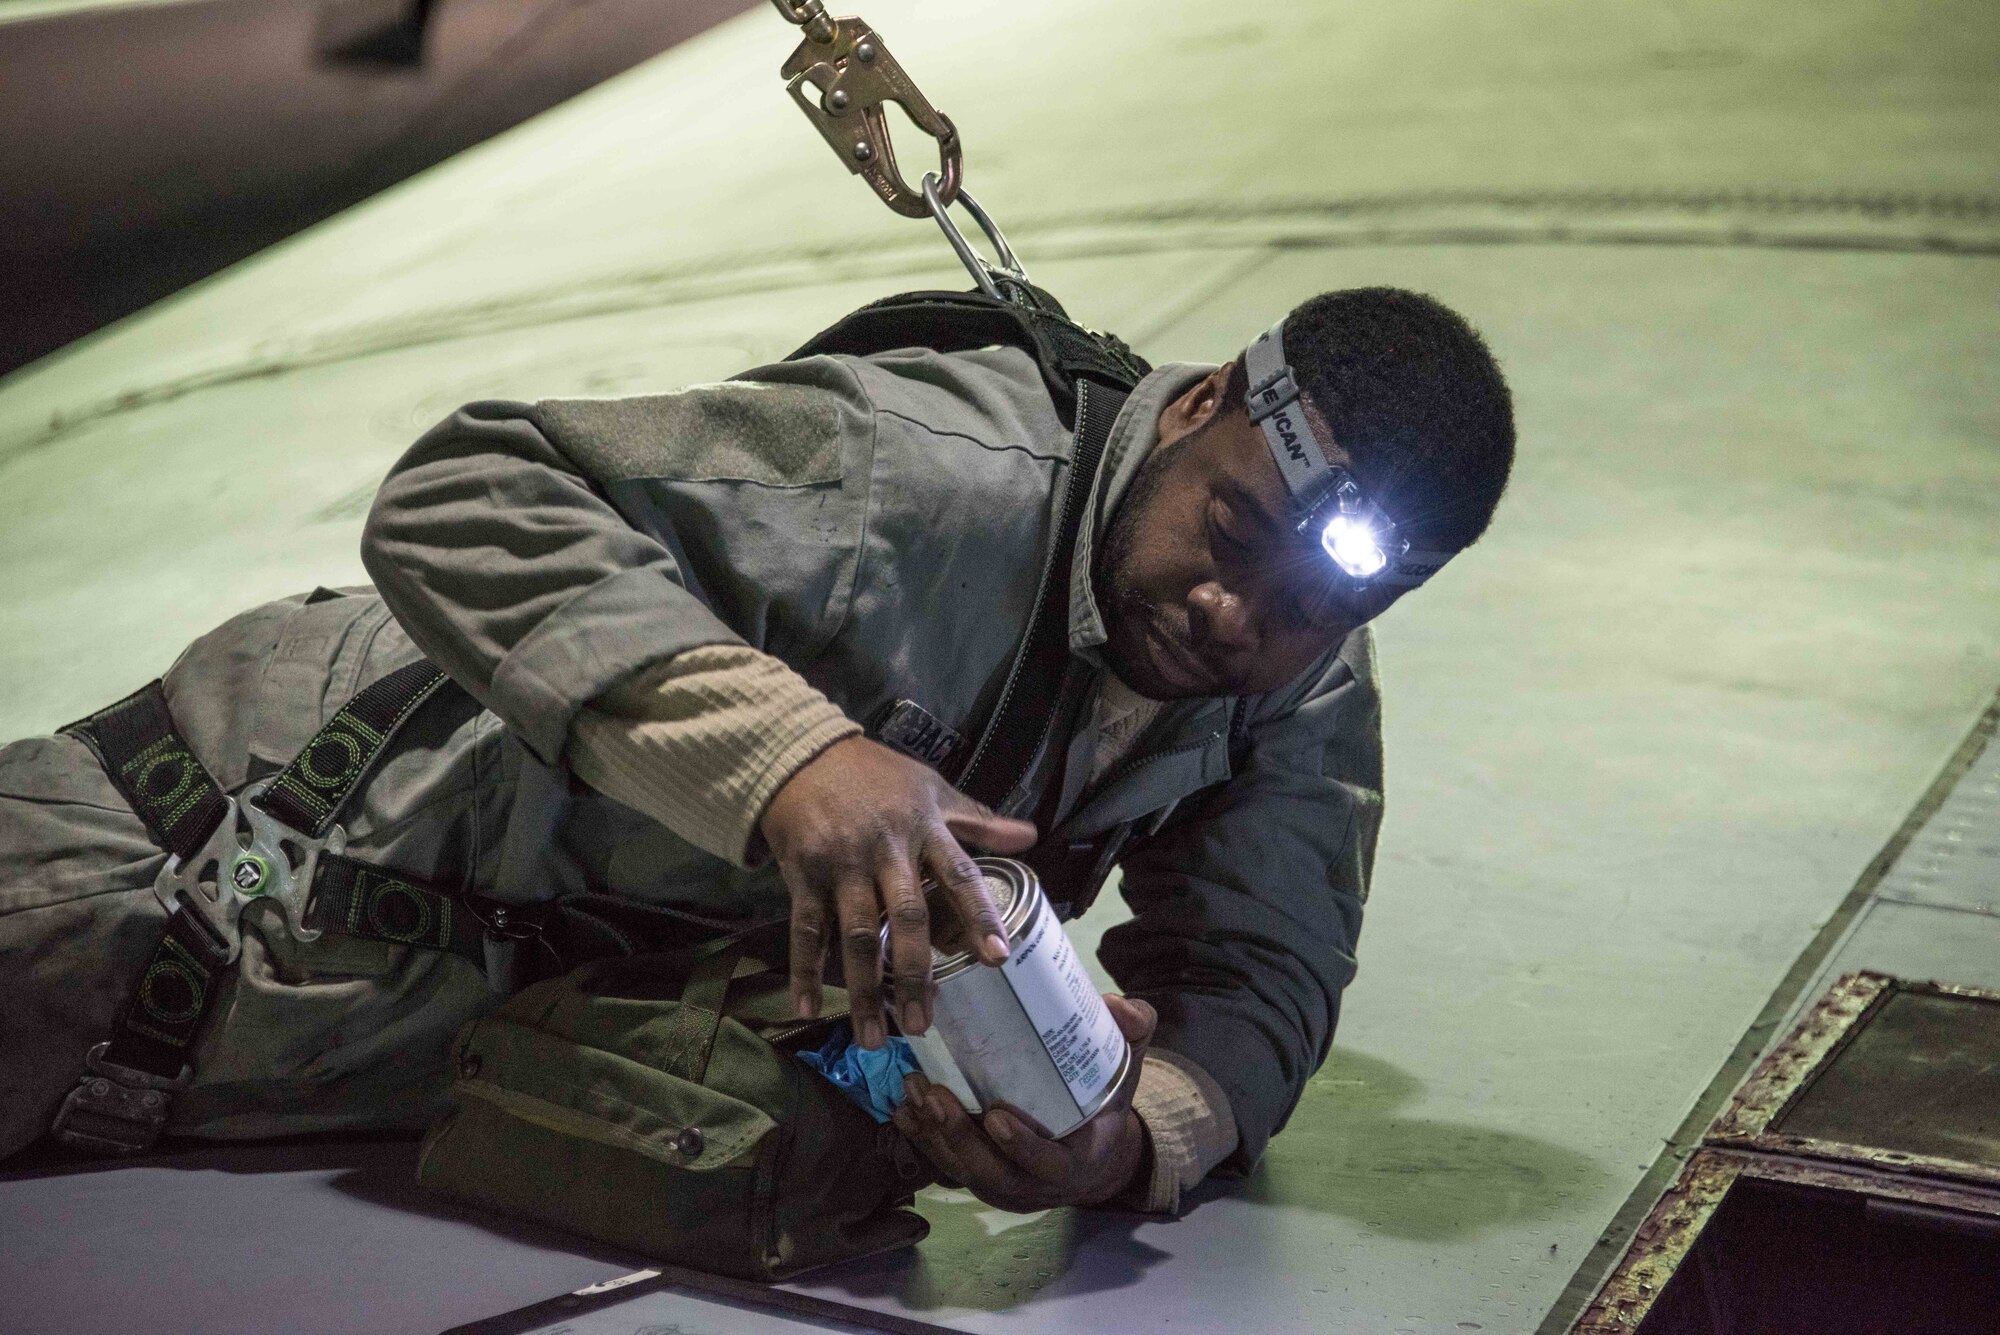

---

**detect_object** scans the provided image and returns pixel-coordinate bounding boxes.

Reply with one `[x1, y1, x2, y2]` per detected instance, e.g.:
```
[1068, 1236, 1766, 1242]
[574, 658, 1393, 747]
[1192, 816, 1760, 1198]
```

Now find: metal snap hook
[774, 8, 963, 218]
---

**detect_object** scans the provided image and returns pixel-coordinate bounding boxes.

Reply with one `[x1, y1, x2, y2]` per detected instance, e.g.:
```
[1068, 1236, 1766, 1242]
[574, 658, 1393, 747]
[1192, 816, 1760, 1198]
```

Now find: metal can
[883, 857, 1132, 1139]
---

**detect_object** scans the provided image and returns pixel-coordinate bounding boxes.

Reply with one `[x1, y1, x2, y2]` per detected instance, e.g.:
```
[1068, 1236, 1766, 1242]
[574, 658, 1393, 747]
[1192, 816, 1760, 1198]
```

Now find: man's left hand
[891, 993, 1157, 1212]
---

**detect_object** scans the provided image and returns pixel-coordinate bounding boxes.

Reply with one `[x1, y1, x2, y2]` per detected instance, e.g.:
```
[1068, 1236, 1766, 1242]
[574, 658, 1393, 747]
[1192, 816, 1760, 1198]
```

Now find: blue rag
[795, 1022, 918, 1123]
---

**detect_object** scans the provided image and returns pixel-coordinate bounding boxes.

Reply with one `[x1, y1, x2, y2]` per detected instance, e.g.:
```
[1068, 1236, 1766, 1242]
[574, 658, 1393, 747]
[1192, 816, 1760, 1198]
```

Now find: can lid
[884, 857, 1038, 979]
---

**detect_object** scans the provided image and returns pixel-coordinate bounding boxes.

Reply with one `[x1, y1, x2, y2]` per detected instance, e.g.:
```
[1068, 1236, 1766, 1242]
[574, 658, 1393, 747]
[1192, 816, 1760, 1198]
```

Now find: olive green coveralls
[0, 346, 1384, 1170]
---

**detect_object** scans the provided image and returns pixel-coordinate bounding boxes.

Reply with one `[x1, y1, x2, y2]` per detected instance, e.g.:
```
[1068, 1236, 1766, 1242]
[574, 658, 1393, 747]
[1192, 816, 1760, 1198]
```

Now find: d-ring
[923, 174, 1028, 302]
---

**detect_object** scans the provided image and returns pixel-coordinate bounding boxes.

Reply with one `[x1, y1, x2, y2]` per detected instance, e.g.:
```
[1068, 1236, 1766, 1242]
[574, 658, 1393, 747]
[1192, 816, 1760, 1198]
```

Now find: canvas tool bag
[416, 943, 933, 1280]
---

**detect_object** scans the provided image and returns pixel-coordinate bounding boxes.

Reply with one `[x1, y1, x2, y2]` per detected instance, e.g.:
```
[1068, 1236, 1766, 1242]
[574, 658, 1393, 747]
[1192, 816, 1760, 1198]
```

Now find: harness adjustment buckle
[476, 899, 552, 997]
[50, 1042, 192, 1156]
[153, 776, 340, 962]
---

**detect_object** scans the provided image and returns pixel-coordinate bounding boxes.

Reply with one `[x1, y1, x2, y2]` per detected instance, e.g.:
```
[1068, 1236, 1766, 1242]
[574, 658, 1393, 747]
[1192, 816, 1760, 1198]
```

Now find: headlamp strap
[1244, 320, 1338, 501]
[1242, 317, 1456, 589]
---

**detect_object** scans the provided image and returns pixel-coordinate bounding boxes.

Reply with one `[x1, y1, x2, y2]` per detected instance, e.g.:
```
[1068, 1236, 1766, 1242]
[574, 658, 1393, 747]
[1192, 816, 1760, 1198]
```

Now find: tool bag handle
[650, 945, 744, 1086]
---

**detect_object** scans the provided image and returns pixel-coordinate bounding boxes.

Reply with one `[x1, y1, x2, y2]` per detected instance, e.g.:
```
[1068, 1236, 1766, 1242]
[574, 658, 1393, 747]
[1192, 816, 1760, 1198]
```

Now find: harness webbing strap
[790, 282, 1146, 817]
[55, 661, 476, 1152]
[306, 852, 486, 964]
[100, 907, 232, 1080]
[257, 660, 451, 836]
[955, 381, 1128, 810]
[788, 284, 1151, 429]
[64, 681, 228, 861]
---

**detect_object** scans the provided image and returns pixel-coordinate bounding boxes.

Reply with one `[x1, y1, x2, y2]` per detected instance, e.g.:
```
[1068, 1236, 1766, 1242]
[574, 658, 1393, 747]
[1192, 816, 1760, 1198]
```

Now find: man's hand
[893, 994, 1158, 1211]
[759, 736, 1037, 1047]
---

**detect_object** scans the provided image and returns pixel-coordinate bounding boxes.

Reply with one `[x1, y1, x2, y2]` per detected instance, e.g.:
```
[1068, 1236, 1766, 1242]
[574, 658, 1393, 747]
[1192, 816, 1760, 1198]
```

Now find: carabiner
[775, 9, 964, 218]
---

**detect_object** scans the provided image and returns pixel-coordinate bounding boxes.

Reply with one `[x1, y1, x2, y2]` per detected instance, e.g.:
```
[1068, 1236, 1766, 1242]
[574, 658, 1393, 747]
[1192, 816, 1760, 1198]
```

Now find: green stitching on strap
[128, 933, 211, 1044]
[272, 712, 386, 824]
[64, 679, 229, 862]
[258, 661, 450, 837]
[120, 734, 209, 840]
[335, 864, 451, 949]
[305, 850, 483, 963]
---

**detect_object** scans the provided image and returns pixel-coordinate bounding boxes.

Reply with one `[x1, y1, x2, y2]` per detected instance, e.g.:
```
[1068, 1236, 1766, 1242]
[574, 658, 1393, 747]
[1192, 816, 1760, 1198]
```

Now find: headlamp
[1322, 509, 1389, 580]
[1243, 319, 1453, 590]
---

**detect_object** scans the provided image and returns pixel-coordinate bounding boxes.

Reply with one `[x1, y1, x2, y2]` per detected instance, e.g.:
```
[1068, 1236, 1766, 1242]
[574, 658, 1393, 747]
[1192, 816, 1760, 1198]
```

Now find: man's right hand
[758, 736, 1037, 1047]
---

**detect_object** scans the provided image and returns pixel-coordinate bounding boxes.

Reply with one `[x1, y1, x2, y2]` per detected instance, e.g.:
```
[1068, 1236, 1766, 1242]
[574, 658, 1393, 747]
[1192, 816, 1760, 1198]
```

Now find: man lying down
[0, 285, 1513, 1216]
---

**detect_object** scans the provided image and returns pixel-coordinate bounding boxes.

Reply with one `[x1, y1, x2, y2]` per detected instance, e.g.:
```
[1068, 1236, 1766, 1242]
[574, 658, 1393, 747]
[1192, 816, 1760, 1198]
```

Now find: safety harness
[50, 282, 1148, 1157]
[50, 665, 480, 1154]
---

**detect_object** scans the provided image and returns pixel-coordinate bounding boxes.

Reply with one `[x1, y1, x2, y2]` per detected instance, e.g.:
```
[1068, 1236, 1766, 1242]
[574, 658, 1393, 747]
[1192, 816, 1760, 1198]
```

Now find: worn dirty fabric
[0, 343, 1382, 1192]
[364, 348, 1382, 1170]
[567, 644, 860, 867]
[0, 589, 497, 1160]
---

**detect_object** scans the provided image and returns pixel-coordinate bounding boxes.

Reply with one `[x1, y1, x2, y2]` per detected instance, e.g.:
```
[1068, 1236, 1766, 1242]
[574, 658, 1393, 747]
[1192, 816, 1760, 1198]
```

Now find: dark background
[0, 0, 759, 378]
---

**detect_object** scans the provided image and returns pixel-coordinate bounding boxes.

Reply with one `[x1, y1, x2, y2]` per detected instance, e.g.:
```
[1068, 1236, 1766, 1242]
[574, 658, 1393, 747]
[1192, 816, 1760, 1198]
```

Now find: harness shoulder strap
[789, 283, 1146, 814]
[66, 681, 228, 861]
[954, 380, 1127, 810]
[787, 283, 1150, 427]
[56, 685, 234, 1151]
[257, 659, 455, 836]
[256, 659, 491, 967]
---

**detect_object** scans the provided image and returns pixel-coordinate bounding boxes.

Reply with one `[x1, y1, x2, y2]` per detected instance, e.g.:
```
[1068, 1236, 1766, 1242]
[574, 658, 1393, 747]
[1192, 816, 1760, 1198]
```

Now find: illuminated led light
[1252, 319, 1452, 589]
[1321, 514, 1388, 578]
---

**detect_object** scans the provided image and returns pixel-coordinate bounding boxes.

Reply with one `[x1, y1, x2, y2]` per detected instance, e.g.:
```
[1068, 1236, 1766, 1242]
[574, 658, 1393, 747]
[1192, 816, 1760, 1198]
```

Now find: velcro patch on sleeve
[537, 382, 844, 488]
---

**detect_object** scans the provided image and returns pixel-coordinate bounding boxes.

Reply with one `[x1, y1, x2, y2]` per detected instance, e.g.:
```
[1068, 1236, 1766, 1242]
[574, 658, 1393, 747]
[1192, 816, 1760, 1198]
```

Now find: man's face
[1094, 365, 1407, 699]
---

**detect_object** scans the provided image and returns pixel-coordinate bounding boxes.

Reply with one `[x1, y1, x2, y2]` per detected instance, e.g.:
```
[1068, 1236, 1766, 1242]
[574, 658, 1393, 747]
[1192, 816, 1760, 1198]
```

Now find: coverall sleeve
[1098, 631, 1384, 1171]
[361, 400, 745, 765]
[361, 368, 871, 768]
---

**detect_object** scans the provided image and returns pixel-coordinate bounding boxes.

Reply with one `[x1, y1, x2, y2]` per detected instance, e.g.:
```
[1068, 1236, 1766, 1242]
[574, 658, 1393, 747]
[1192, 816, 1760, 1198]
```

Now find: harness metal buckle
[151, 776, 339, 961]
[921, 174, 1030, 302]
[50, 1041, 193, 1156]
[775, 7, 962, 218]
[471, 899, 554, 997]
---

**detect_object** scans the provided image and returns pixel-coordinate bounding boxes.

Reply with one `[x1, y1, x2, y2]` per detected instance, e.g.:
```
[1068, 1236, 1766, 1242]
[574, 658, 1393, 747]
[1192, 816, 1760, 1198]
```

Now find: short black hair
[1229, 287, 1515, 552]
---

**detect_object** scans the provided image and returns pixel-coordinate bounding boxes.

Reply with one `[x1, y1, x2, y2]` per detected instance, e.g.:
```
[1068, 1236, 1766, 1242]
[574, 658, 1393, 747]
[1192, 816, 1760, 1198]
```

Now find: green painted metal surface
[2, 1, 1997, 1329]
